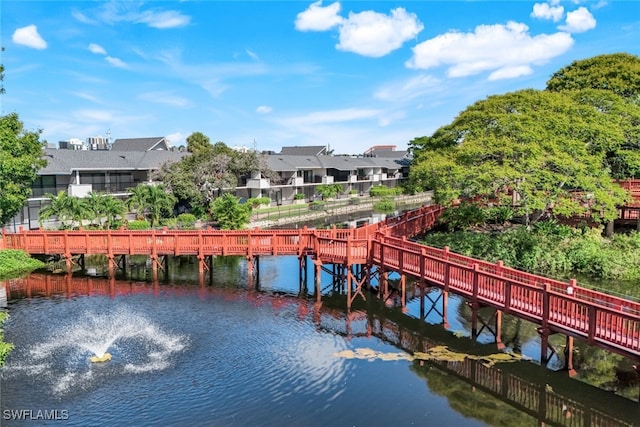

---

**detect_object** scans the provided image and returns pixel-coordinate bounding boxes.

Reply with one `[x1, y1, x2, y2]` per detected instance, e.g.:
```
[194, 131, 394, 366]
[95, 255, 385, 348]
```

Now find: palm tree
[126, 184, 176, 227]
[101, 195, 125, 229]
[39, 191, 75, 229]
[85, 192, 107, 228]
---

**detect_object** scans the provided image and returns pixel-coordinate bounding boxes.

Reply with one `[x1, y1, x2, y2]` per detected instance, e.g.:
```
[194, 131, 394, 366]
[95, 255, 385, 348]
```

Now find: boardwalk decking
[2, 204, 640, 362]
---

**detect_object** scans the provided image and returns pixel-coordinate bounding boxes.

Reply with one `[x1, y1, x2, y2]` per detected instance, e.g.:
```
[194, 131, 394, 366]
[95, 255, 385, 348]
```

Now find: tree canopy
[546, 53, 640, 100]
[155, 134, 274, 210]
[408, 53, 640, 226]
[408, 89, 629, 225]
[0, 112, 47, 225]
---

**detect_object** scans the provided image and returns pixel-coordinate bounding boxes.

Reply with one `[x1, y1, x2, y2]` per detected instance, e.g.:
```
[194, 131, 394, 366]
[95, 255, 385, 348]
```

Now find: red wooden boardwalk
[2, 204, 640, 362]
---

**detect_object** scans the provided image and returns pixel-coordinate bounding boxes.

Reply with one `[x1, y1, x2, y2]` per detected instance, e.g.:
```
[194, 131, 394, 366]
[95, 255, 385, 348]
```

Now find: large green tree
[546, 53, 640, 101]
[408, 89, 629, 226]
[546, 54, 640, 179]
[0, 113, 47, 225]
[154, 135, 275, 209]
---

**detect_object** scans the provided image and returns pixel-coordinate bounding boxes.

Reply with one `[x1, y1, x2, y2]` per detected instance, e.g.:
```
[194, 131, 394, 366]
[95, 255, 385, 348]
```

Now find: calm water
[1, 255, 639, 427]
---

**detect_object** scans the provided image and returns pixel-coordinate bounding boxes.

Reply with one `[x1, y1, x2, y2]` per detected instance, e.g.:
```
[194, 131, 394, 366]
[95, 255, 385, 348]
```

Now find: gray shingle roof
[111, 137, 170, 152]
[280, 146, 327, 156]
[39, 148, 186, 175]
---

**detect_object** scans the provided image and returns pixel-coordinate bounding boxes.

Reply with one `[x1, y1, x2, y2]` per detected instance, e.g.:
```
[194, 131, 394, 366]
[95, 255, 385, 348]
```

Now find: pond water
[1, 255, 639, 426]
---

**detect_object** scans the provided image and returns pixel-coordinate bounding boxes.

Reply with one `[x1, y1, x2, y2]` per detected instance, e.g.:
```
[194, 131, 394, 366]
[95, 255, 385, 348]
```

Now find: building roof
[280, 145, 327, 156]
[39, 148, 186, 175]
[266, 153, 408, 172]
[111, 137, 170, 152]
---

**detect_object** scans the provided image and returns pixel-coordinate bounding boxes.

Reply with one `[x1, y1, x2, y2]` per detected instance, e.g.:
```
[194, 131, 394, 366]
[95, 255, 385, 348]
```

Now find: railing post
[542, 282, 550, 330]
[472, 263, 479, 303]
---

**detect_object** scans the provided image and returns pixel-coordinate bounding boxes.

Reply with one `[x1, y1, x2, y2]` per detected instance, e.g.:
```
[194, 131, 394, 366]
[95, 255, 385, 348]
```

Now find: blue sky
[1, 1, 638, 154]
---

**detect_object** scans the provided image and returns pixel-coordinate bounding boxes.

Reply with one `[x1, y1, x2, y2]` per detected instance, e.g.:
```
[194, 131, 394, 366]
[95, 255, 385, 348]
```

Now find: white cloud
[374, 74, 442, 103]
[257, 105, 273, 114]
[72, 9, 96, 24]
[138, 91, 192, 108]
[12, 25, 47, 50]
[488, 65, 534, 80]
[278, 108, 382, 127]
[531, 3, 564, 22]
[135, 10, 191, 29]
[246, 49, 260, 61]
[295, 1, 343, 31]
[165, 132, 187, 146]
[337, 8, 423, 58]
[559, 7, 596, 33]
[89, 43, 107, 55]
[406, 21, 574, 80]
[73, 109, 115, 122]
[105, 56, 128, 68]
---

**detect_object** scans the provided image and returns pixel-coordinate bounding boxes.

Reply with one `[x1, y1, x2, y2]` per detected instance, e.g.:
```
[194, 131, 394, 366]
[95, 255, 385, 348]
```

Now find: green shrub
[128, 220, 151, 230]
[247, 197, 271, 208]
[373, 198, 395, 213]
[438, 202, 486, 231]
[484, 205, 515, 224]
[0, 250, 45, 278]
[177, 213, 197, 229]
[370, 186, 402, 197]
[294, 193, 305, 200]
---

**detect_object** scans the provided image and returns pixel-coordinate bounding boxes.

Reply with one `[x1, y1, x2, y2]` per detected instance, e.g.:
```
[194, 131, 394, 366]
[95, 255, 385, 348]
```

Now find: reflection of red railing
[2, 202, 639, 361]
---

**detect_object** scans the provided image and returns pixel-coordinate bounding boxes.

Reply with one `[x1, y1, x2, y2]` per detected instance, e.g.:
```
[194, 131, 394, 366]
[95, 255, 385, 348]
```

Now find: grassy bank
[0, 249, 45, 279]
[420, 223, 640, 299]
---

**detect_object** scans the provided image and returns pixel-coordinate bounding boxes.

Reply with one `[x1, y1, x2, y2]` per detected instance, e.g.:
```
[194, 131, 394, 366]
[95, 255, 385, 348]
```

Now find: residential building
[5, 139, 409, 231]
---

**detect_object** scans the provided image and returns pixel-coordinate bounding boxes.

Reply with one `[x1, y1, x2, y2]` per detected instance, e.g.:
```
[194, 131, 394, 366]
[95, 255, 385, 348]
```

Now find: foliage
[126, 184, 176, 228]
[421, 225, 640, 287]
[408, 88, 629, 225]
[84, 192, 125, 229]
[39, 191, 89, 229]
[210, 193, 250, 230]
[348, 197, 360, 205]
[154, 137, 275, 209]
[0, 113, 47, 225]
[370, 185, 402, 197]
[0, 249, 44, 278]
[546, 53, 640, 100]
[316, 183, 343, 200]
[293, 193, 305, 200]
[127, 220, 151, 230]
[0, 311, 13, 366]
[246, 197, 271, 208]
[373, 198, 395, 213]
[484, 205, 514, 225]
[437, 202, 486, 231]
[176, 213, 197, 229]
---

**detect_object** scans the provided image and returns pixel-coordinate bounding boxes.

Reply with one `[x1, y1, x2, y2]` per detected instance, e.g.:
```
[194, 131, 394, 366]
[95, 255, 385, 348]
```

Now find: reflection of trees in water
[455, 301, 538, 352]
[410, 363, 535, 427]
[453, 294, 639, 399]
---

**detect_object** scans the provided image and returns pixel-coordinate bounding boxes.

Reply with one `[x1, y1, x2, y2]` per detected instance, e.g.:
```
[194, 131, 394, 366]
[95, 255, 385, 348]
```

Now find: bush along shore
[420, 220, 640, 300]
[0, 249, 45, 279]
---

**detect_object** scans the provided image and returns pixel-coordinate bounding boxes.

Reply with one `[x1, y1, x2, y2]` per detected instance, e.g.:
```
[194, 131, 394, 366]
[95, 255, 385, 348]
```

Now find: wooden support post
[346, 264, 352, 309]
[442, 290, 449, 329]
[400, 273, 407, 312]
[564, 336, 576, 377]
[495, 310, 505, 350]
